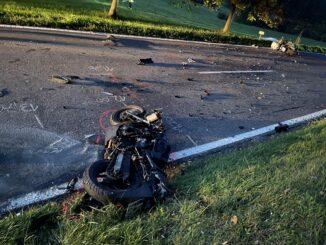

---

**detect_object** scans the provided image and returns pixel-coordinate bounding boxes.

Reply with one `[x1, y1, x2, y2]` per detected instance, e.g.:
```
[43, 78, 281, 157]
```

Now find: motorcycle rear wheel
[110, 105, 146, 126]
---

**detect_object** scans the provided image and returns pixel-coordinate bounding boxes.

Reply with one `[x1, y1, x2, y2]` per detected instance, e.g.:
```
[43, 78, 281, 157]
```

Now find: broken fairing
[83, 105, 171, 211]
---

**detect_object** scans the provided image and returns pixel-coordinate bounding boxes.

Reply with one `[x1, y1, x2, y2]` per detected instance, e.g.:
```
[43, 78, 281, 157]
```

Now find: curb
[0, 24, 268, 49]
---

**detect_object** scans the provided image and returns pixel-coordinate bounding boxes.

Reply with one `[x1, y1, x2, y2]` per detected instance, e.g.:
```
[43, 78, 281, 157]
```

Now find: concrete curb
[0, 24, 266, 49]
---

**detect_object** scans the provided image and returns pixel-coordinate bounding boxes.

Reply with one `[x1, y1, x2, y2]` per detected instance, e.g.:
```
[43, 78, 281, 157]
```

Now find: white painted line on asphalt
[1, 109, 326, 214]
[0, 180, 85, 214]
[34, 114, 44, 129]
[170, 109, 326, 161]
[0, 24, 263, 49]
[0, 183, 68, 213]
[186, 134, 197, 146]
[198, 70, 274, 74]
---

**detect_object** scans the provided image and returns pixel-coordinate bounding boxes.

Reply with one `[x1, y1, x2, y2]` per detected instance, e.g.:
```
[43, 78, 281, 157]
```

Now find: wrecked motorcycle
[83, 105, 171, 210]
[271, 37, 297, 56]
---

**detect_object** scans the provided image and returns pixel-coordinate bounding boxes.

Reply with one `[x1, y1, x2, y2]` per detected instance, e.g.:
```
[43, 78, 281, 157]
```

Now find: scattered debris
[103, 40, 117, 47]
[187, 58, 196, 63]
[275, 123, 289, 133]
[272, 106, 303, 113]
[66, 177, 78, 192]
[102, 91, 114, 96]
[0, 88, 9, 98]
[138, 58, 154, 65]
[222, 110, 232, 115]
[9, 58, 20, 64]
[122, 87, 130, 92]
[200, 90, 210, 100]
[26, 49, 36, 53]
[106, 34, 117, 40]
[103, 34, 118, 46]
[230, 215, 238, 225]
[49, 75, 71, 84]
[49, 75, 80, 84]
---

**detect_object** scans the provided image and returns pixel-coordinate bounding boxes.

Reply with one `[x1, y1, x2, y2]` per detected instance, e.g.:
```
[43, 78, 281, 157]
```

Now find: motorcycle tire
[110, 105, 146, 126]
[286, 49, 296, 56]
[83, 160, 153, 205]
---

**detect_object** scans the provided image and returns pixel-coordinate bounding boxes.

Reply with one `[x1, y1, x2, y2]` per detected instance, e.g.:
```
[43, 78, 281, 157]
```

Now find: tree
[108, 0, 118, 19]
[203, 0, 283, 33]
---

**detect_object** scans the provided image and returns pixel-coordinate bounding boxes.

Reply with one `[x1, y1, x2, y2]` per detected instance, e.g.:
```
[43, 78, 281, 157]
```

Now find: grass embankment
[1, 120, 326, 244]
[0, 0, 326, 53]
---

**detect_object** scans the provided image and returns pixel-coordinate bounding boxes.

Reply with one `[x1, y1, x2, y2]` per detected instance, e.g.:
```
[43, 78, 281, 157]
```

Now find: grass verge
[1, 1, 326, 53]
[1, 119, 326, 244]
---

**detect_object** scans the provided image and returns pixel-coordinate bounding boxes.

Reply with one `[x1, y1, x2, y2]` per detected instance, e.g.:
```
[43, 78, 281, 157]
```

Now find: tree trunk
[222, 3, 236, 33]
[108, 0, 118, 19]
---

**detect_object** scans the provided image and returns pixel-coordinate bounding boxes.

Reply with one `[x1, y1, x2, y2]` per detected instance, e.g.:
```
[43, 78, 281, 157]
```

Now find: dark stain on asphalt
[0, 88, 9, 98]
[9, 58, 20, 64]
[26, 48, 36, 53]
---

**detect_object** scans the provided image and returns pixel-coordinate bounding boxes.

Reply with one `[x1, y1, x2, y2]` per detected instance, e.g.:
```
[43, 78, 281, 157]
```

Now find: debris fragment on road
[49, 75, 71, 84]
[200, 90, 210, 100]
[103, 34, 118, 46]
[187, 58, 196, 63]
[138, 58, 154, 65]
[106, 34, 116, 40]
[275, 123, 289, 133]
[0, 88, 9, 97]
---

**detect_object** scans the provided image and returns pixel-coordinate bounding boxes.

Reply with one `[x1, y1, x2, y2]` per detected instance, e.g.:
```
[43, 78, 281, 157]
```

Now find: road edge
[1, 109, 325, 214]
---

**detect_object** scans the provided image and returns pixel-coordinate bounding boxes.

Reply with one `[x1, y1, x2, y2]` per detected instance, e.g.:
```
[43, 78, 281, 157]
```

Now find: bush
[0, 7, 324, 53]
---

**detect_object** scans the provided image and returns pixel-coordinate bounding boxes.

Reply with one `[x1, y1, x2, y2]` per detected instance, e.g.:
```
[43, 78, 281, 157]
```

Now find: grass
[0, 0, 326, 51]
[1, 119, 326, 244]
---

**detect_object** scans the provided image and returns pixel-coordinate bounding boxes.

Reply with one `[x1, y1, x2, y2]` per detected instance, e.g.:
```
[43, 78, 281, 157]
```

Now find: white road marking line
[198, 70, 274, 74]
[0, 180, 85, 214]
[1, 109, 326, 213]
[84, 134, 96, 139]
[170, 109, 326, 161]
[186, 134, 197, 146]
[0, 183, 68, 213]
[49, 137, 63, 147]
[34, 114, 44, 129]
[101, 92, 114, 96]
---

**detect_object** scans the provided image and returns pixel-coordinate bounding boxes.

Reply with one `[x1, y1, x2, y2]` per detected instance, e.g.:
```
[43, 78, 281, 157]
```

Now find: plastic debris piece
[138, 58, 154, 65]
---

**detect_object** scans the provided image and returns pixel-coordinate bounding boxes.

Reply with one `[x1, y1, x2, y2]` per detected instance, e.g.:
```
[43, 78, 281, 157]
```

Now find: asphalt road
[0, 26, 325, 202]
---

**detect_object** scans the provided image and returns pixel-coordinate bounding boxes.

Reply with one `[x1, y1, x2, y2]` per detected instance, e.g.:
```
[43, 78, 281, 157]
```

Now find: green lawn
[1, 0, 326, 48]
[1, 119, 325, 244]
